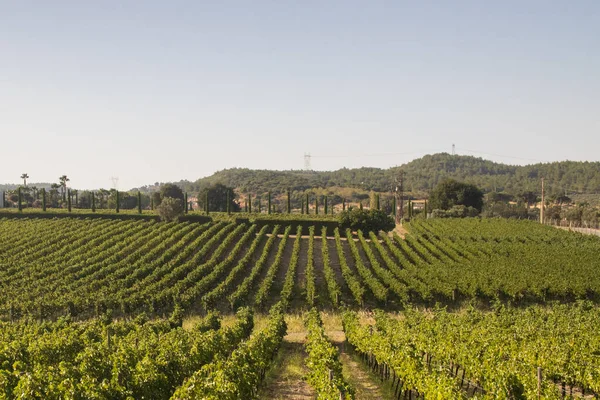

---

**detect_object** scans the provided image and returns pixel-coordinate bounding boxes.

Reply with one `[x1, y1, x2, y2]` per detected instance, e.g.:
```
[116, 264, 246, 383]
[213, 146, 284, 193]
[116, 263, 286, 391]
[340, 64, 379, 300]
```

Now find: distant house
[188, 196, 199, 210]
[411, 199, 426, 210]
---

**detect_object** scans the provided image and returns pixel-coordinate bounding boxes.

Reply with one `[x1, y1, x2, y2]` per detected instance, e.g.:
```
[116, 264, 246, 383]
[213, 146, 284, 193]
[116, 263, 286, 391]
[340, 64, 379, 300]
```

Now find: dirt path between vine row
[327, 328, 388, 400]
[258, 319, 315, 400]
[394, 223, 408, 238]
[259, 314, 388, 399]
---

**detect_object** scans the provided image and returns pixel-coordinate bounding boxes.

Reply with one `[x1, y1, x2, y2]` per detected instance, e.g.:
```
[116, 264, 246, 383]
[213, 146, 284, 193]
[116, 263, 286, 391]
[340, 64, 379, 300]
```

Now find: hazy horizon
[2, 1, 598, 190]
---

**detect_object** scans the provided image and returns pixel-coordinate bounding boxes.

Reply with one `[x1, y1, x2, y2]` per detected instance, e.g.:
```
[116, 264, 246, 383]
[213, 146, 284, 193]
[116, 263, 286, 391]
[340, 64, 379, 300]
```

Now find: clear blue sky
[1, 1, 598, 190]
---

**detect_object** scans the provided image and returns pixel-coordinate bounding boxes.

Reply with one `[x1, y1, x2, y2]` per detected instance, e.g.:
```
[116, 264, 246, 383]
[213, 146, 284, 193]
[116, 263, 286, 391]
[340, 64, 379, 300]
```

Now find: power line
[455, 148, 545, 163]
[310, 149, 445, 159]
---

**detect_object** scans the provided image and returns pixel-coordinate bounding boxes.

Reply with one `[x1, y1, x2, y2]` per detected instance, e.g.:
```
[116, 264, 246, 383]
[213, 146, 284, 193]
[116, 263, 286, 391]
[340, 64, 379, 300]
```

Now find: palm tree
[21, 173, 29, 187]
[59, 175, 69, 202]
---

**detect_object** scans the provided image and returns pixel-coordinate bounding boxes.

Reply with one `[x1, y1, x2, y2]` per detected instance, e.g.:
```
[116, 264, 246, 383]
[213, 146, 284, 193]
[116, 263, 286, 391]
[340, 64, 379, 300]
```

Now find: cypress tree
[359, 201, 363, 210]
[324, 196, 328, 214]
[91, 192, 95, 212]
[67, 189, 72, 212]
[184, 192, 188, 213]
[407, 199, 412, 218]
[258, 197, 261, 213]
[306, 193, 309, 214]
[315, 196, 319, 215]
[376, 194, 380, 210]
[342, 199, 346, 211]
[301, 198, 304, 214]
[115, 191, 119, 213]
[393, 196, 397, 217]
[248, 195, 252, 213]
[205, 192, 209, 215]
[18, 187, 22, 212]
[227, 190, 231, 214]
[150, 197, 153, 211]
[287, 189, 291, 214]
[138, 191, 142, 214]
[268, 191, 271, 214]
[42, 189, 47, 211]
[75, 191, 78, 208]
[423, 200, 427, 216]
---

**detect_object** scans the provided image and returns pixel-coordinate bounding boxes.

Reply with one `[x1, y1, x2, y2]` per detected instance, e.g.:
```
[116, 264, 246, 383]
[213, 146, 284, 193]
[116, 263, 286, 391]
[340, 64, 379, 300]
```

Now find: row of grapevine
[253, 226, 293, 308]
[333, 228, 365, 306]
[229, 225, 288, 309]
[2, 217, 600, 317]
[372, 303, 600, 398]
[305, 225, 316, 306]
[0, 308, 254, 399]
[356, 230, 409, 303]
[343, 228, 388, 303]
[279, 225, 303, 307]
[201, 224, 272, 308]
[321, 226, 342, 307]
[304, 308, 354, 399]
[171, 303, 287, 399]
[343, 310, 464, 399]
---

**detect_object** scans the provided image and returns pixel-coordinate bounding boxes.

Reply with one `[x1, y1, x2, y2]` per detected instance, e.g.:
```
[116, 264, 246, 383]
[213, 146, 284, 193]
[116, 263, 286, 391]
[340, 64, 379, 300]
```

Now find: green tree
[17, 187, 22, 212]
[151, 192, 162, 208]
[42, 189, 47, 211]
[306, 193, 309, 214]
[429, 179, 484, 212]
[519, 191, 539, 209]
[156, 197, 184, 222]
[338, 208, 395, 233]
[198, 183, 240, 213]
[160, 183, 185, 202]
[49, 184, 60, 207]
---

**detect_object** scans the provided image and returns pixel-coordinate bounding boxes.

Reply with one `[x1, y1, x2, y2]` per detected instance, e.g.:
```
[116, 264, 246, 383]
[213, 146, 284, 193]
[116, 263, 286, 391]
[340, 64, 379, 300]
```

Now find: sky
[1, 1, 598, 190]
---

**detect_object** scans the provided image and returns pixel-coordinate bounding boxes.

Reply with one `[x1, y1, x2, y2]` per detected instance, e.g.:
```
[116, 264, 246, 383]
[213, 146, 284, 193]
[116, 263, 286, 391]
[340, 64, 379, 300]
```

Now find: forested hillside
[159, 153, 600, 198]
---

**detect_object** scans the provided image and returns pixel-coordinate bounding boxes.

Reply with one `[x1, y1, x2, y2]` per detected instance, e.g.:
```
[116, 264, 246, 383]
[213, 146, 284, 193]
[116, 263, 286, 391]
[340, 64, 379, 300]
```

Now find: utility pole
[540, 177, 545, 224]
[394, 170, 405, 224]
[399, 171, 404, 222]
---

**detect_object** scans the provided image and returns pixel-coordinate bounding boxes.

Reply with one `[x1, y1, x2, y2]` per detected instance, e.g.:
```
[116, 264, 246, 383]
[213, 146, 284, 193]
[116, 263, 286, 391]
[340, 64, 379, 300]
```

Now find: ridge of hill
[165, 153, 600, 198]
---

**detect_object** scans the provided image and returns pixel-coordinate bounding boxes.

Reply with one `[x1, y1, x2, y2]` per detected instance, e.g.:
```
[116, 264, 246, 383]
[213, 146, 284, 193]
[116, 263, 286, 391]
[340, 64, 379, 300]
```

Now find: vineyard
[0, 216, 599, 398]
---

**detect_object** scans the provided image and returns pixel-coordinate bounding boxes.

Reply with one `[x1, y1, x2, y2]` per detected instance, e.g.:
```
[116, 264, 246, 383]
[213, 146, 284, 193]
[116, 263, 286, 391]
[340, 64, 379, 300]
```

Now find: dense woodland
[143, 153, 600, 201]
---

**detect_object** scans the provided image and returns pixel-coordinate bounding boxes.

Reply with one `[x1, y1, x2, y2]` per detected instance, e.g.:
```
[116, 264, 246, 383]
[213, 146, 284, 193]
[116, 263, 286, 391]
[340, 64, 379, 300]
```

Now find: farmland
[0, 216, 599, 398]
